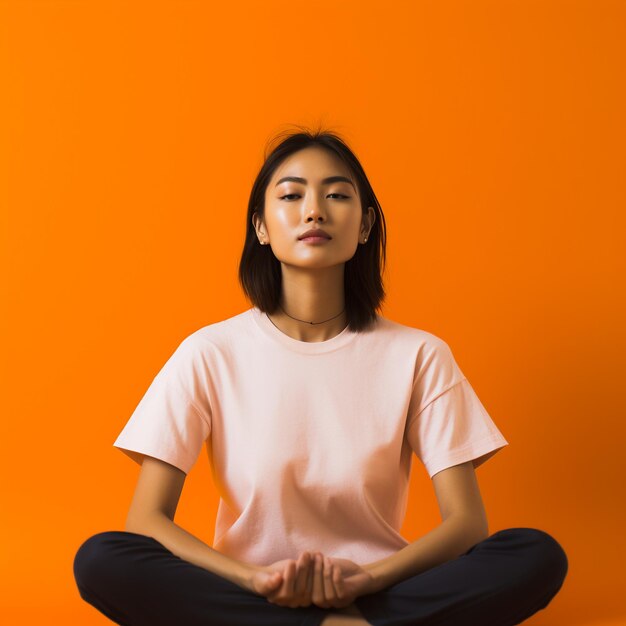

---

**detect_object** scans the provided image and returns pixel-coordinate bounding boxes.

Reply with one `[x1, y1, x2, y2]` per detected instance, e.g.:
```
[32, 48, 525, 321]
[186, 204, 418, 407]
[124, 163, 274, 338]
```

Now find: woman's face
[254, 146, 375, 270]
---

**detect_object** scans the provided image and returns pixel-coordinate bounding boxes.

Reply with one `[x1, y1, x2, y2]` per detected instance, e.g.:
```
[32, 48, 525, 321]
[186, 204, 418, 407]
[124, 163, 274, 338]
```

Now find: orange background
[1, 1, 624, 624]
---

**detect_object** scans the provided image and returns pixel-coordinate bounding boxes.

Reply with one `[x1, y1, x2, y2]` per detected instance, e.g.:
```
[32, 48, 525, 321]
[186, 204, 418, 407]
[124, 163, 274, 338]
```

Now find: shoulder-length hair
[238, 125, 388, 332]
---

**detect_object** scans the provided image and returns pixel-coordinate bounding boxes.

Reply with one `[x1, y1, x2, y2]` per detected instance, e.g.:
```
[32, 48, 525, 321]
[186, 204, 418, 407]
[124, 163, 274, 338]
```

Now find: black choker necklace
[277, 303, 345, 325]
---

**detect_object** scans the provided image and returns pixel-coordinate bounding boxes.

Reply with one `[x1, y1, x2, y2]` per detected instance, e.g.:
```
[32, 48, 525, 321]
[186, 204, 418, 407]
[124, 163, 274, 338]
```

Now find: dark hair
[238, 124, 387, 332]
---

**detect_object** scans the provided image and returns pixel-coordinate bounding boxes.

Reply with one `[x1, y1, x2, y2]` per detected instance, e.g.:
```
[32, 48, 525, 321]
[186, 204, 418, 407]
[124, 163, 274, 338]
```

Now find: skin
[250, 146, 377, 620]
[250, 551, 374, 612]
[252, 145, 376, 341]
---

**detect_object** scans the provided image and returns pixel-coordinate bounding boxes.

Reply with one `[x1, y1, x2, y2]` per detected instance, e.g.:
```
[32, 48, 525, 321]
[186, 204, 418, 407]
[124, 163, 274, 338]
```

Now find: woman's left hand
[314, 555, 377, 609]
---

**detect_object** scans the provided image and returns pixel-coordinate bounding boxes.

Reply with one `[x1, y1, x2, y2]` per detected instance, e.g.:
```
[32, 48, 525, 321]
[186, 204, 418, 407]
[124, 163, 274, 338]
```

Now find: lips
[298, 228, 331, 240]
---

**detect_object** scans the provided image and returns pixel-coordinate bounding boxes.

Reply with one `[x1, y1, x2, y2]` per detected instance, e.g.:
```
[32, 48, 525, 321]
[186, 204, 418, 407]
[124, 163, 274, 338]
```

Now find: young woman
[73, 127, 568, 626]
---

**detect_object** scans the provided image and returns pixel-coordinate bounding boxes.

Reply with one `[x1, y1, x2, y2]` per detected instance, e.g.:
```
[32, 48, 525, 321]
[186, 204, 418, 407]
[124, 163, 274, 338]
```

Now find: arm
[363, 460, 490, 592]
[124, 455, 255, 590]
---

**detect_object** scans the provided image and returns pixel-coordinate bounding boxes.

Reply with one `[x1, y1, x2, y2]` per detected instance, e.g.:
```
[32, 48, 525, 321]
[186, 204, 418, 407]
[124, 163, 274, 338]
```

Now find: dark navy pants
[73, 527, 568, 626]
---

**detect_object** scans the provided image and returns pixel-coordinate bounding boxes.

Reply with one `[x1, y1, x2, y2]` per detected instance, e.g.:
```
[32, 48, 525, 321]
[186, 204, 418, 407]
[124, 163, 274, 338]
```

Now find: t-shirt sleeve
[405, 337, 509, 479]
[113, 335, 212, 476]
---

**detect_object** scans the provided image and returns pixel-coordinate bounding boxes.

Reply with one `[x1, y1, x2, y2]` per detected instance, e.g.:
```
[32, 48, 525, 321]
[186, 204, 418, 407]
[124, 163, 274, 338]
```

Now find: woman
[73, 127, 568, 626]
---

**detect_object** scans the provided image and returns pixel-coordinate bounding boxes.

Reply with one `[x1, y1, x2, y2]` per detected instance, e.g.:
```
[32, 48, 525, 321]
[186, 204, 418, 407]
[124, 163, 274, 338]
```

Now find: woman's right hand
[249, 550, 318, 608]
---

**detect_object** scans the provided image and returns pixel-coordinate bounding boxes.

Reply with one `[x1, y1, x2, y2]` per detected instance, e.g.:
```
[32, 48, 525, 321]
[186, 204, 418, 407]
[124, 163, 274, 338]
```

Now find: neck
[267, 266, 346, 342]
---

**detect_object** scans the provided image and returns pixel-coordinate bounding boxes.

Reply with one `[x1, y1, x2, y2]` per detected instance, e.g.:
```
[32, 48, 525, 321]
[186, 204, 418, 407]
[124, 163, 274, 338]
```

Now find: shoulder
[152, 309, 254, 379]
[178, 308, 253, 353]
[377, 316, 464, 396]
[375, 315, 453, 356]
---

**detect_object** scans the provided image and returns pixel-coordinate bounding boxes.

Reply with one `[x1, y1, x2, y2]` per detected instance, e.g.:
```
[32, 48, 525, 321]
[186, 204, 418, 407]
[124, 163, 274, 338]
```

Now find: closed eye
[280, 193, 350, 200]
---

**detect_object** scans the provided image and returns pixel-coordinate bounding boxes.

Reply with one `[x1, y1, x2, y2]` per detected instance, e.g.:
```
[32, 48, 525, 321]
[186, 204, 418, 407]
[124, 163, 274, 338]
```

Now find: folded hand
[250, 550, 375, 610]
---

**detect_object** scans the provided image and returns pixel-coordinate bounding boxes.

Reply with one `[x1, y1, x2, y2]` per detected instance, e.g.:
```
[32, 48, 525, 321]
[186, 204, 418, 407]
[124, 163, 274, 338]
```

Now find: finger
[269, 571, 282, 591]
[303, 552, 315, 605]
[268, 565, 289, 603]
[266, 577, 276, 601]
[294, 551, 310, 597]
[312, 552, 325, 606]
[268, 570, 284, 597]
[294, 552, 311, 607]
[306, 554, 315, 599]
[276, 560, 295, 603]
[323, 556, 337, 605]
[330, 558, 343, 603]
[316, 552, 330, 608]
[333, 563, 345, 603]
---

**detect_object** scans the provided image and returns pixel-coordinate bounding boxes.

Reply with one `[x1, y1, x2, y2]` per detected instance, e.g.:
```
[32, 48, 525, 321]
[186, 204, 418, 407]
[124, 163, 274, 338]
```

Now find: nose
[304, 196, 327, 221]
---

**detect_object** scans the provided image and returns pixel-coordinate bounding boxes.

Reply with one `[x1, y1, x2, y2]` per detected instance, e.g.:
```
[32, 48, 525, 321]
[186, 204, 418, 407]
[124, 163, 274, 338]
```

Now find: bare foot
[321, 606, 370, 625]
[337, 602, 363, 616]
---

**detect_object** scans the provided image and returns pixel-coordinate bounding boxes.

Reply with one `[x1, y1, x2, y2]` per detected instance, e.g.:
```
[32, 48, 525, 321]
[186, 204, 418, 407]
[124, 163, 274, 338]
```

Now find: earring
[363, 237, 368, 243]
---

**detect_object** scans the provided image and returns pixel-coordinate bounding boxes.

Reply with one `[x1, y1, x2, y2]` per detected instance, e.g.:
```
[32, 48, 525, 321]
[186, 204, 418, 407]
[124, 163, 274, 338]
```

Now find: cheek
[276, 217, 303, 240]
[338, 213, 363, 236]
[263, 214, 301, 247]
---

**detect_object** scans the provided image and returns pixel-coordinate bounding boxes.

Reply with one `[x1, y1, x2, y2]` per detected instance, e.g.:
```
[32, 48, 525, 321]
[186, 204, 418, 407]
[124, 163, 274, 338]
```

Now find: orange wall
[1, 1, 624, 624]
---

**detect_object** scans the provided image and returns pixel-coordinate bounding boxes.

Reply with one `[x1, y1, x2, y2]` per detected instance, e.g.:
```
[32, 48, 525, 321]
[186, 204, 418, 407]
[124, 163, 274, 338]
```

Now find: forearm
[125, 513, 256, 590]
[363, 515, 489, 593]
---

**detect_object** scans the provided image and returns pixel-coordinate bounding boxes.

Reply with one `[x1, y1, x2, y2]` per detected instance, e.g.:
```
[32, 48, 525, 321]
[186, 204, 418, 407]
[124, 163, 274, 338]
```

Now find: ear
[252, 212, 265, 236]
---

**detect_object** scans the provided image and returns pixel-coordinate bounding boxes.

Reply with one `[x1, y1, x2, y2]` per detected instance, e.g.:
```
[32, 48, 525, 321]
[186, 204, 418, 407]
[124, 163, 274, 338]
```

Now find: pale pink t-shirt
[113, 307, 508, 566]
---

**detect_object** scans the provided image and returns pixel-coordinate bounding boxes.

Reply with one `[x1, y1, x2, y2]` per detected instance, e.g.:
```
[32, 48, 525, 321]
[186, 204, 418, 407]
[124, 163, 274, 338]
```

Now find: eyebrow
[274, 175, 355, 189]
